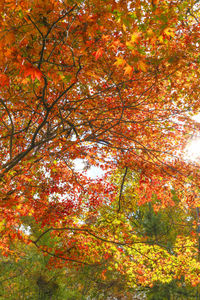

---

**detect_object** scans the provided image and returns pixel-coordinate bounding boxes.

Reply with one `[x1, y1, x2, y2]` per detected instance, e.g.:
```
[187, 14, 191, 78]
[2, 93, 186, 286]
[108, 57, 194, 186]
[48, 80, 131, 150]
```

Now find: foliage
[0, 0, 200, 297]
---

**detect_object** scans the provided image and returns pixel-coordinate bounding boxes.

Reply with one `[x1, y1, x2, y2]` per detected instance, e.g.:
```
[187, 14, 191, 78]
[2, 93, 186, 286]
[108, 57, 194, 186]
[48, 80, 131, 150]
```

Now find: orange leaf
[124, 64, 133, 78]
[138, 61, 148, 72]
[94, 48, 104, 60]
[5, 32, 15, 45]
[164, 27, 175, 38]
[23, 64, 43, 81]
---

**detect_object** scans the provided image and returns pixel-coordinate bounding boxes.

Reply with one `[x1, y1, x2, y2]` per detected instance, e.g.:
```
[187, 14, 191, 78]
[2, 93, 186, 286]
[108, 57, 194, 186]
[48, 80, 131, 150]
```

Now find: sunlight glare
[184, 113, 200, 162]
[185, 138, 200, 162]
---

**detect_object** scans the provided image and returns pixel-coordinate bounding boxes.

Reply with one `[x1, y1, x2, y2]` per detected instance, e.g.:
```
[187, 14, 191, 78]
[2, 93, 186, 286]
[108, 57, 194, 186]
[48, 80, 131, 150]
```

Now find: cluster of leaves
[1, 192, 200, 299]
[0, 0, 200, 298]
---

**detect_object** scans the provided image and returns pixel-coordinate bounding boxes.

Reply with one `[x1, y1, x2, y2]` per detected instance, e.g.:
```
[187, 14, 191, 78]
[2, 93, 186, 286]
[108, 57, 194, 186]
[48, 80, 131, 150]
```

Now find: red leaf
[0, 74, 9, 86]
[94, 48, 104, 60]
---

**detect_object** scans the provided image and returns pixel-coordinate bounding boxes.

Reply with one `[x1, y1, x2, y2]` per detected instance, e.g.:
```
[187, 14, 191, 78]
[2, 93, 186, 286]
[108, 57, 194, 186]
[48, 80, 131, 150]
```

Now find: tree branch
[117, 167, 128, 213]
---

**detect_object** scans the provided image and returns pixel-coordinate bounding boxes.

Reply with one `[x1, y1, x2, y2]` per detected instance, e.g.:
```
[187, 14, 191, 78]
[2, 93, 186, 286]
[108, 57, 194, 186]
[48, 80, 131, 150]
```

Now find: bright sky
[73, 158, 105, 179]
[74, 112, 200, 174]
[184, 113, 200, 162]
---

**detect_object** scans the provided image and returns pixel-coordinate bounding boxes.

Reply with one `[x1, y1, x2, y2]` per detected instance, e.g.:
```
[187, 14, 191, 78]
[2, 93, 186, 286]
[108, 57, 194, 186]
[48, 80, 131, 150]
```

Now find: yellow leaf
[158, 35, 164, 43]
[131, 32, 140, 43]
[138, 61, 148, 72]
[126, 41, 134, 49]
[122, 24, 126, 31]
[147, 28, 154, 37]
[164, 27, 175, 38]
[113, 218, 121, 225]
[114, 57, 126, 67]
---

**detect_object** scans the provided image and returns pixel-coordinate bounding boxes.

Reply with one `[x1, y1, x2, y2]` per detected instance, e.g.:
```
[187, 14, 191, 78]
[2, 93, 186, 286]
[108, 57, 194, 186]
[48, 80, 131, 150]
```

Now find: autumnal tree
[1, 187, 200, 299]
[0, 0, 200, 294]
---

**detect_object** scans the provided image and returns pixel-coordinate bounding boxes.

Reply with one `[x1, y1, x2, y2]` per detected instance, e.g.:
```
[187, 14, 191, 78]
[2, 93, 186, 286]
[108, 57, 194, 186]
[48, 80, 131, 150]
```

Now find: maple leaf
[126, 41, 134, 49]
[102, 34, 110, 41]
[94, 48, 104, 60]
[114, 57, 126, 68]
[5, 32, 15, 46]
[163, 27, 175, 38]
[124, 64, 133, 78]
[23, 64, 43, 81]
[110, 40, 124, 50]
[137, 61, 148, 72]
[0, 74, 9, 86]
[152, 0, 160, 5]
[131, 31, 141, 43]
[126, 32, 141, 50]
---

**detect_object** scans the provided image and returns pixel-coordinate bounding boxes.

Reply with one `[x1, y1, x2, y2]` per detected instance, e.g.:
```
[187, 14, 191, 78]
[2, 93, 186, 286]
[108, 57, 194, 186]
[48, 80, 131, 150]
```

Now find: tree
[1, 182, 199, 299]
[0, 235, 85, 299]
[0, 0, 200, 295]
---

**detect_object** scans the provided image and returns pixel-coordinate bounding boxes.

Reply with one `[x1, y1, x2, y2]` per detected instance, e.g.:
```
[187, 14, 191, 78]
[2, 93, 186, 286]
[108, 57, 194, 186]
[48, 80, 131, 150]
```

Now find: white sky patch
[184, 113, 200, 162]
[191, 112, 200, 122]
[185, 138, 200, 162]
[73, 158, 105, 179]
[87, 165, 105, 179]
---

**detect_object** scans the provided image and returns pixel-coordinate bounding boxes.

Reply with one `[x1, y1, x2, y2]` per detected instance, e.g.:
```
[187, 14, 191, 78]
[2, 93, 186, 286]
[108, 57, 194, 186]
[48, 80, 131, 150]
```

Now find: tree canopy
[0, 0, 200, 298]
